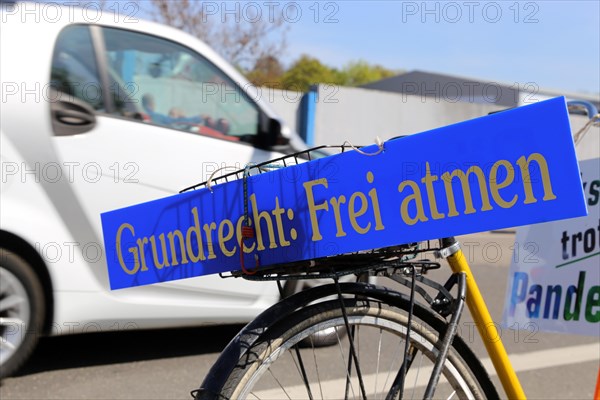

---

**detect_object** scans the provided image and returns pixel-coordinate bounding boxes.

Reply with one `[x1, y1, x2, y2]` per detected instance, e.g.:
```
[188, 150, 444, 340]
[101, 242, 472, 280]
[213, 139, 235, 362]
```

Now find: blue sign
[101, 97, 587, 289]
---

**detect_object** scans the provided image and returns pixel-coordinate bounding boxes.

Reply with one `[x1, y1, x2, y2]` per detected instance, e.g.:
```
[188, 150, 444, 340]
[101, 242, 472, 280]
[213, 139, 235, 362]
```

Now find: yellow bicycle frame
[446, 246, 527, 400]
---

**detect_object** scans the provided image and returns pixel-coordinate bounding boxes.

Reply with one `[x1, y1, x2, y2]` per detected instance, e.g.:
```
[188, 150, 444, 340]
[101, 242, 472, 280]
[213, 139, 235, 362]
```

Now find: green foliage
[244, 55, 399, 92]
[340, 60, 397, 86]
[280, 55, 343, 92]
[245, 56, 285, 88]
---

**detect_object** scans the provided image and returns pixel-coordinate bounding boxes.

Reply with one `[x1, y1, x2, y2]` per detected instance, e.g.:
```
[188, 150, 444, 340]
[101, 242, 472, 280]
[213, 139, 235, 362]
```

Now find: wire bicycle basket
[180, 145, 357, 193]
[179, 144, 444, 281]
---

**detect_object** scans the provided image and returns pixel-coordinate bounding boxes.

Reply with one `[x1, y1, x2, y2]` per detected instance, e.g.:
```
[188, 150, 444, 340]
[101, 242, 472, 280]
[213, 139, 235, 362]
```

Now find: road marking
[251, 343, 600, 398]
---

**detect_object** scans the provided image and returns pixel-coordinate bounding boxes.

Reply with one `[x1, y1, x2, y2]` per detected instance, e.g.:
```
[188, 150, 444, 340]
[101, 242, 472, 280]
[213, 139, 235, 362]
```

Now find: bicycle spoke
[386, 344, 419, 399]
[307, 335, 325, 400]
[382, 332, 404, 394]
[334, 282, 367, 400]
[375, 328, 382, 399]
[345, 325, 355, 400]
[333, 326, 355, 399]
[410, 349, 425, 400]
[293, 345, 314, 400]
[286, 345, 314, 399]
[266, 367, 293, 400]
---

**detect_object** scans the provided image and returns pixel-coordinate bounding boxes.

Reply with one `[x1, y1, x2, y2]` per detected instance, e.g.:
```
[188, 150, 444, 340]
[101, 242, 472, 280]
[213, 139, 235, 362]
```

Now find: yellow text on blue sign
[101, 97, 586, 289]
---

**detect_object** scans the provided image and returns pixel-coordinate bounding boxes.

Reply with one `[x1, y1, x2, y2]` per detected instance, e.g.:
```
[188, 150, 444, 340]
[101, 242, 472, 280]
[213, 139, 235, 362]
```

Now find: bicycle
[178, 145, 519, 400]
[188, 102, 598, 400]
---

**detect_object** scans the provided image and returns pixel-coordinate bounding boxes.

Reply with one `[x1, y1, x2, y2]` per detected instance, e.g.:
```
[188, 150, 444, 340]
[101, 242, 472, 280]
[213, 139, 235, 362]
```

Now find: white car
[0, 2, 308, 378]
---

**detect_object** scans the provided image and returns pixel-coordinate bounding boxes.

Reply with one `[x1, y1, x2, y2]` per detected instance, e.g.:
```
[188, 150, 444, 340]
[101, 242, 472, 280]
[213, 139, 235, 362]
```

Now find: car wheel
[0, 250, 45, 379]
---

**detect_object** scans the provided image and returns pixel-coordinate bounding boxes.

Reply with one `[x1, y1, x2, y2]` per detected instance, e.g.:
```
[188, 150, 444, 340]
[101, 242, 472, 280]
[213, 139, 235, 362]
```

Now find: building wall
[311, 85, 503, 146]
[265, 84, 598, 150]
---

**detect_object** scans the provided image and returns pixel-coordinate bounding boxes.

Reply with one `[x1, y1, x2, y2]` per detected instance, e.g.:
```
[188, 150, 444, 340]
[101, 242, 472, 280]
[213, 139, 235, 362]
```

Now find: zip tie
[206, 165, 239, 192]
[342, 136, 385, 156]
[258, 163, 285, 172]
[574, 113, 600, 144]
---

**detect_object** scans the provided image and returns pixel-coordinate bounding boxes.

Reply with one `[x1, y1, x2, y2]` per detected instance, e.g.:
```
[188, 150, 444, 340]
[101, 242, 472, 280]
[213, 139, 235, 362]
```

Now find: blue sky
[42, 0, 599, 95]
[282, 1, 599, 95]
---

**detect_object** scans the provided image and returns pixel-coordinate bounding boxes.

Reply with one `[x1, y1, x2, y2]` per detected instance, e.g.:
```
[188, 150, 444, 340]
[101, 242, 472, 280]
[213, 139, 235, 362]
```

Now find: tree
[340, 60, 398, 86]
[278, 57, 400, 92]
[145, 1, 288, 71]
[280, 55, 342, 92]
[245, 55, 285, 88]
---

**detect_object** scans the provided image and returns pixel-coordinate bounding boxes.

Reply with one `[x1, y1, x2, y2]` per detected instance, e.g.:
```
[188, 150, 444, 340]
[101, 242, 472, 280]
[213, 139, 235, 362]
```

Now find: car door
[49, 24, 282, 309]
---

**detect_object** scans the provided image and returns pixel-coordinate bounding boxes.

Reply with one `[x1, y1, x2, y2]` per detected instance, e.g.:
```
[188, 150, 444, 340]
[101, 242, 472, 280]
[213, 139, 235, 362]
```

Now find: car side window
[50, 25, 104, 111]
[100, 27, 260, 139]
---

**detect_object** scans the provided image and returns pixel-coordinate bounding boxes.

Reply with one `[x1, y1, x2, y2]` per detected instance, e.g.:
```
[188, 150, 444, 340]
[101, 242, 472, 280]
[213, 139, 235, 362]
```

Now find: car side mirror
[256, 114, 289, 149]
[269, 118, 290, 146]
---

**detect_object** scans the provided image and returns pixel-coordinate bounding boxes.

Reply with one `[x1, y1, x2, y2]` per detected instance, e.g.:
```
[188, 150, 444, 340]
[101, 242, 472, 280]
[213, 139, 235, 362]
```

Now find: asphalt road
[1, 232, 598, 399]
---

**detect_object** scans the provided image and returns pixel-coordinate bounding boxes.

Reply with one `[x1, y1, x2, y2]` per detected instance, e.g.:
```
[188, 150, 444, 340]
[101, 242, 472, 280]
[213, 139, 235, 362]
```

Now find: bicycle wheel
[209, 289, 496, 399]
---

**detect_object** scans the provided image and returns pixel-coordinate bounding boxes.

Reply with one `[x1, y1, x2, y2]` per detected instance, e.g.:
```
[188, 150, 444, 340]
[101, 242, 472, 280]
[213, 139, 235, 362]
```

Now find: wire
[342, 136, 385, 156]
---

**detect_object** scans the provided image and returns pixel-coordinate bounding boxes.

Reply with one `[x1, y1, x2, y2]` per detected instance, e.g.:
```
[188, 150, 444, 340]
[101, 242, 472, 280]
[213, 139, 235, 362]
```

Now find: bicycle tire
[199, 283, 497, 400]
